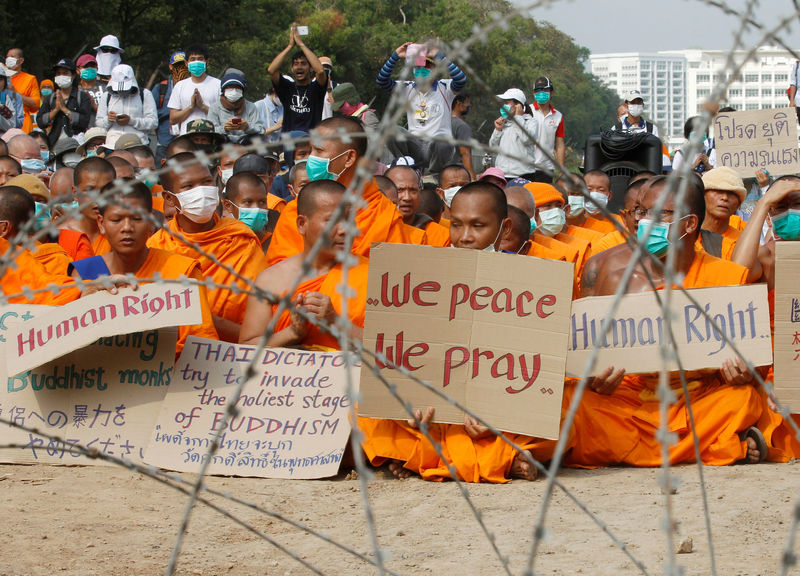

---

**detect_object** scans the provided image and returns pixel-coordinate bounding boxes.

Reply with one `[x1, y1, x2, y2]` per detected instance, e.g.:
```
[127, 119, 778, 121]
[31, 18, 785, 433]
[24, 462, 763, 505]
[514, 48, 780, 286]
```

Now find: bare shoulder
[255, 255, 303, 295]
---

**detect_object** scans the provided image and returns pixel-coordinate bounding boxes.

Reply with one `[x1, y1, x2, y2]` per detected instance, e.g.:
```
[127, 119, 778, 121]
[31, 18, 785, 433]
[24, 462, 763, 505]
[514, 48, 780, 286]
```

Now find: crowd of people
[0, 26, 799, 484]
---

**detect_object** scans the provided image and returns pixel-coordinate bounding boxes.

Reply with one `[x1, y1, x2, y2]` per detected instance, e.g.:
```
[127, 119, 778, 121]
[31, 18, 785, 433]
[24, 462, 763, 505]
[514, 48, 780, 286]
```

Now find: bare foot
[745, 436, 761, 463]
[388, 460, 413, 479]
[510, 451, 538, 481]
[740, 426, 766, 464]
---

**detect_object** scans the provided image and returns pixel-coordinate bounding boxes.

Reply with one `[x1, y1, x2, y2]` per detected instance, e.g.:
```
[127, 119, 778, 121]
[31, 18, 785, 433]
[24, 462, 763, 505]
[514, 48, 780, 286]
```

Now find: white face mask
[54, 75, 73, 89]
[5, 57, 18, 70]
[220, 168, 234, 184]
[96, 52, 121, 76]
[442, 186, 460, 207]
[567, 195, 584, 217]
[174, 185, 219, 223]
[224, 88, 243, 103]
[539, 207, 566, 236]
[627, 104, 644, 117]
[586, 191, 609, 215]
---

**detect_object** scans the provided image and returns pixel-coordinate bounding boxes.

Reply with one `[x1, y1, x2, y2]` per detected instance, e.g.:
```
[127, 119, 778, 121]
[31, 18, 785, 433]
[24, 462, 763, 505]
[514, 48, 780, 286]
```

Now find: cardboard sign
[774, 242, 800, 410]
[0, 302, 176, 465]
[7, 284, 202, 375]
[144, 337, 360, 479]
[566, 285, 772, 377]
[359, 244, 574, 440]
[714, 108, 800, 177]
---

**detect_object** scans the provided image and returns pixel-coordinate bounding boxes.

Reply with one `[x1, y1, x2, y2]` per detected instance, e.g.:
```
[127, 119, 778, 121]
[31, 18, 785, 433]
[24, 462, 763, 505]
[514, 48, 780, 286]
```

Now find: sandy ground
[1, 460, 799, 576]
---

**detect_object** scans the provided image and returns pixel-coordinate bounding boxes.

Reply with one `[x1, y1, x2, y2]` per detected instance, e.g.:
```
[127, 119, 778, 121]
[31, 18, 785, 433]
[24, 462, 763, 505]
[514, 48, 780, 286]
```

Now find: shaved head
[452, 181, 507, 223]
[0, 185, 35, 236]
[504, 186, 535, 219]
[50, 167, 75, 199]
[7, 135, 40, 160]
[297, 179, 346, 217]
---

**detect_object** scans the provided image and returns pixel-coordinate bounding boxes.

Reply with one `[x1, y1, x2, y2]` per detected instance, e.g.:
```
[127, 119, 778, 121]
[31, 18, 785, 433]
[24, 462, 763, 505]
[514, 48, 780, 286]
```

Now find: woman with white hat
[95, 64, 157, 149]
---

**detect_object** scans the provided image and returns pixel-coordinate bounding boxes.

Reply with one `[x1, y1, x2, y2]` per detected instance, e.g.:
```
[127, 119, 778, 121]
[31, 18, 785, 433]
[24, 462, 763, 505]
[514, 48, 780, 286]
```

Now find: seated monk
[419, 183, 445, 225]
[0, 155, 21, 186]
[69, 180, 218, 355]
[360, 181, 568, 483]
[48, 167, 94, 262]
[697, 166, 746, 263]
[0, 185, 79, 305]
[436, 163, 472, 224]
[384, 165, 449, 246]
[588, 177, 649, 260]
[504, 186, 565, 261]
[563, 173, 766, 468]
[222, 172, 271, 252]
[59, 157, 116, 255]
[232, 153, 286, 214]
[239, 179, 368, 348]
[147, 151, 267, 342]
[499, 204, 532, 254]
[286, 160, 309, 199]
[265, 116, 426, 266]
[579, 170, 618, 234]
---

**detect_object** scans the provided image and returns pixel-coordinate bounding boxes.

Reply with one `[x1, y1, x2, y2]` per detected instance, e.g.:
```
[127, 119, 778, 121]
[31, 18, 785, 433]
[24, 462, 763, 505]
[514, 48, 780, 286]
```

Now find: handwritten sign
[774, 243, 800, 411]
[359, 244, 574, 440]
[0, 302, 176, 465]
[7, 284, 202, 375]
[144, 337, 360, 479]
[714, 107, 800, 177]
[566, 285, 772, 376]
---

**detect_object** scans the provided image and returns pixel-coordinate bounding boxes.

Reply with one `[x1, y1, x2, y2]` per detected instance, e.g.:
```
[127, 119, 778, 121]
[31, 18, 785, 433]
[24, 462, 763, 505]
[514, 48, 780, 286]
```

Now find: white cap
[94, 34, 125, 53]
[108, 64, 138, 92]
[496, 88, 526, 105]
[625, 89, 644, 103]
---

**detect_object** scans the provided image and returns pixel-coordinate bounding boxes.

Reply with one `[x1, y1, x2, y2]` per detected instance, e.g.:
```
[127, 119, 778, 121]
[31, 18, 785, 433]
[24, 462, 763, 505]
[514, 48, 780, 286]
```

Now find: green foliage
[0, 0, 618, 156]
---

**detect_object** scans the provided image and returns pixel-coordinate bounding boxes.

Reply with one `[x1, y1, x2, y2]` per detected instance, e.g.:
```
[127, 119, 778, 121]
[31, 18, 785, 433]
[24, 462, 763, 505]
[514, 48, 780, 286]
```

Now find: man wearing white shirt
[168, 44, 220, 135]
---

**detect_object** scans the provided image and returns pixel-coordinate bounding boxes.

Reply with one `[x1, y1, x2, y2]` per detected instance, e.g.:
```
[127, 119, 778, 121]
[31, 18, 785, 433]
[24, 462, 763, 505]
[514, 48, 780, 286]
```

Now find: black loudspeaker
[584, 133, 663, 212]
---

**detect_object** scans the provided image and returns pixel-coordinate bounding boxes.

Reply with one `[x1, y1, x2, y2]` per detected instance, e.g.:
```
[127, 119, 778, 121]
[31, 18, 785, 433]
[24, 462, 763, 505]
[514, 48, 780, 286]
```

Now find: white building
[590, 46, 800, 149]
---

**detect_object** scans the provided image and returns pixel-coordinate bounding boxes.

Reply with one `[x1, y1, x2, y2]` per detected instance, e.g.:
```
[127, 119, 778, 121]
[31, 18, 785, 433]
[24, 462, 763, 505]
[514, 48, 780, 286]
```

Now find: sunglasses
[99, 47, 119, 54]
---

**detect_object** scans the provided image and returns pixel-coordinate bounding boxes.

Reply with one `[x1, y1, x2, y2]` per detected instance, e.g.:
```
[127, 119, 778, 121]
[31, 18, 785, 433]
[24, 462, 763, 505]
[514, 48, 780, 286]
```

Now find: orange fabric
[439, 218, 451, 229]
[33, 242, 72, 276]
[564, 251, 756, 468]
[729, 214, 746, 232]
[92, 234, 111, 256]
[533, 235, 578, 263]
[695, 226, 739, 260]
[147, 215, 268, 329]
[528, 241, 567, 261]
[272, 257, 369, 349]
[592, 229, 628, 255]
[10, 71, 40, 133]
[152, 195, 165, 214]
[134, 248, 219, 355]
[0, 238, 79, 305]
[524, 182, 564, 208]
[266, 179, 426, 266]
[581, 215, 617, 235]
[555, 231, 591, 294]
[58, 229, 94, 261]
[268, 194, 286, 213]
[423, 220, 451, 247]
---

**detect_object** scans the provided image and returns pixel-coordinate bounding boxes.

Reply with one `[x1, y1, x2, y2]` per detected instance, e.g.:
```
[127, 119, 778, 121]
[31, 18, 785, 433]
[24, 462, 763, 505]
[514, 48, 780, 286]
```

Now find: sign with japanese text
[0, 302, 176, 465]
[144, 337, 359, 479]
[774, 243, 800, 411]
[567, 284, 772, 376]
[714, 107, 800, 177]
[359, 244, 574, 440]
[6, 284, 202, 375]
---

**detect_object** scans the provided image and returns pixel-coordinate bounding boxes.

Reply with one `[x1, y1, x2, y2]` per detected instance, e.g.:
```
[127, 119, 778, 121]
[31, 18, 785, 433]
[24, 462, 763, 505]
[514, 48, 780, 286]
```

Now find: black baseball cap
[533, 76, 553, 92]
[53, 58, 76, 72]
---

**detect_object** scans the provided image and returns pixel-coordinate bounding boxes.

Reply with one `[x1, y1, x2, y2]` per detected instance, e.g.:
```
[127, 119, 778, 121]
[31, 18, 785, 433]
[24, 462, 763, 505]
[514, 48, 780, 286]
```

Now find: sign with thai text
[774, 243, 800, 411]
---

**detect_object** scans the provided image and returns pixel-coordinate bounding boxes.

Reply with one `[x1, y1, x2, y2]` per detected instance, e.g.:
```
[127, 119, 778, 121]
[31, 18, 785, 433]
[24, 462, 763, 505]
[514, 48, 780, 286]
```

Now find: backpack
[154, 79, 169, 109]
[614, 119, 653, 134]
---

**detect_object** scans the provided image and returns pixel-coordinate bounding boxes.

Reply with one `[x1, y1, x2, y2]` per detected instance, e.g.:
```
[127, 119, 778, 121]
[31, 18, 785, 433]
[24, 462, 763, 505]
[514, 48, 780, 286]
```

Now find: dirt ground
[1, 460, 798, 576]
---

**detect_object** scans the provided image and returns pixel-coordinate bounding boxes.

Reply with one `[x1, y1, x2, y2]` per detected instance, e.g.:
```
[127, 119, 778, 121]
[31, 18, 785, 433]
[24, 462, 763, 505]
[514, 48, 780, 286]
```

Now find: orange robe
[33, 242, 72, 276]
[439, 218, 451, 229]
[268, 194, 286, 213]
[92, 233, 111, 256]
[580, 215, 617, 235]
[422, 220, 450, 247]
[272, 257, 369, 349]
[0, 239, 79, 305]
[147, 215, 268, 329]
[592, 229, 629, 255]
[563, 252, 759, 468]
[695, 226, 739, 260]
[729, 214, 746, 232]
[266, 179, 426, 266]
[528, 242, 567, 261]
[10, 71, 40, 133]
[58, 230, 94, 261]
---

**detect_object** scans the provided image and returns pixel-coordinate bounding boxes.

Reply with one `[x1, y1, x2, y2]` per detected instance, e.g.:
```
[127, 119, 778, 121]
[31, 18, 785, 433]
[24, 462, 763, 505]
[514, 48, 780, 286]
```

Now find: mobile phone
[232, 118, 242, 124]
[407, 43, 428, 67]
[297, 25, 309, 36]
[117, 114, 129, 120]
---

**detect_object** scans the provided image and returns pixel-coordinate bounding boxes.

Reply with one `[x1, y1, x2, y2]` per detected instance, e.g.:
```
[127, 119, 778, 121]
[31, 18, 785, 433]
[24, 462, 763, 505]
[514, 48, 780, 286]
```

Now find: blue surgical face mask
[40, 150, 50, 164]
[499, 105, 511, 119]
[187, 61, 206, 77]
[567, 195, 584, 217]
[637, 216, 689, 257]
[21, 158, 46, 173]
[305, 150, 349, 182]
[413, 67, 431, 79]
[237, 206, 269, 234]
[40, 88, 53, 98]
[87, 149, 98, 158]
[529, 216, 537, 235]
[80, 68, 98, 81]
[34, 202, 50, 232]
[59, 200, 81, 214]
[772, 209, 800, 240]
[534, 91, 551, 105]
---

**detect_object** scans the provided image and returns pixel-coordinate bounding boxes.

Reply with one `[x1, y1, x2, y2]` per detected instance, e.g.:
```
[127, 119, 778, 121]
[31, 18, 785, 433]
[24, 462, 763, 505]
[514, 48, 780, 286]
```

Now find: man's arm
[268, 24, 297, 85]
[555, 136, 566, 171]
[169, 98, 196, 127]
[459, 146, 475, 180]
[376, 42, 410, 93]
[294, 30, 326, 84]
[435, 51, 467, 93]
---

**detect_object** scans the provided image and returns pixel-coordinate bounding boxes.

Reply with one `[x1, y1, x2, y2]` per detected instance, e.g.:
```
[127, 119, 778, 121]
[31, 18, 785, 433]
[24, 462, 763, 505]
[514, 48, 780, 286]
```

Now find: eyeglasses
[640, 208, 676, 220]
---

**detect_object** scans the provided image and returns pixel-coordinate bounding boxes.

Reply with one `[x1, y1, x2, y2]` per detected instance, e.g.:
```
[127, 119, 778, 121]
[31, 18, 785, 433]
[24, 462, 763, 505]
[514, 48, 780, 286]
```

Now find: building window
[729, 89, 742, 96]
[745, 74, 758, 82]
[697, 89, 711, 97]
[696, 74, 710, 82]
[746, 104, 759, 110]
[763, 88, 773, 96]
[776, 74, 788, 81]
[762, 74, 773, 81]
[746, 89, 758, 97]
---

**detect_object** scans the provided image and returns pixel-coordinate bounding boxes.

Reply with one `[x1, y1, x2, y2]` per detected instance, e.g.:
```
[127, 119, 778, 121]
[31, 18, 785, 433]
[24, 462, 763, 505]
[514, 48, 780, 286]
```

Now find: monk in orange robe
[563, 174, 765, 468]
[69, 180, 218, 355]
[0, 187, 79, 305]
[6, 49, 40, 133]
[589, 178, 649, 258]
[266, 116, 426, 266]
[147, 152, 267, 342]
[692, 166, 745, 265]
[361, 182, 567, 482]
[503, 186, 567, 262]
[222, 172, 273, 253]
[385, 165, 450, 247]
[239, 179, 369, 348]
[565, 170, 617, 235]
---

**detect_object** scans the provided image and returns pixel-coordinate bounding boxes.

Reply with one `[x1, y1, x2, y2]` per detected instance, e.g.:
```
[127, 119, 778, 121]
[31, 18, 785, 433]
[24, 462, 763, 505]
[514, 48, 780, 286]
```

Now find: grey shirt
[207, 99, 264, 144]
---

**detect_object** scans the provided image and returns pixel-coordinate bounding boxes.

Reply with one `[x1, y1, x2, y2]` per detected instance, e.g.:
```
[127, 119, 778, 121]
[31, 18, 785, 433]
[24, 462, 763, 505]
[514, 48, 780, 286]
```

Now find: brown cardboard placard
[567, 284, 772, 377]
[714, 108, 800, 177]
[144, 337, 360, 479]
[774, 242, 800, 410]
[359, 244, 574, 440]
[7, 284, 201, 375]
[0, 302, 176, 465]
